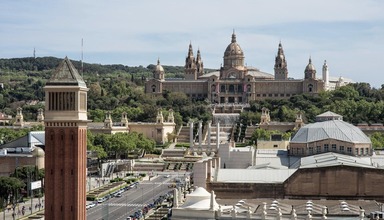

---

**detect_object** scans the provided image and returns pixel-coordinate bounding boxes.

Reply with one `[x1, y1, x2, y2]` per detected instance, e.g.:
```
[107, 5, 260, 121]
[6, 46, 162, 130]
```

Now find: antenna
[81, 38, 84, 77]
[33, 47, 36, 59]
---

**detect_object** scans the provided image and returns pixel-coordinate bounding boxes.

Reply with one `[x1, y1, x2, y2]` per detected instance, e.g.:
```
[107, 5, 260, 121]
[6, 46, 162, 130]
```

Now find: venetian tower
[44, 57, 88, 220]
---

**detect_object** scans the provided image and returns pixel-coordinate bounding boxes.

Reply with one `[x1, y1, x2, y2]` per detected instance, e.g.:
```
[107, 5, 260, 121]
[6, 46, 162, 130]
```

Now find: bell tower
[196, 48, 204, 78]
[184, 43, 197, 80]
[274, 42, 288, 80]
[44, 57, 88, 220]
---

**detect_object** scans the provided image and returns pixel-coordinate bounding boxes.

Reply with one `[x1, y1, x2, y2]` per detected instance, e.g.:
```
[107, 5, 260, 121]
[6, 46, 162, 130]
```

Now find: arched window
[308, 84, 313, 92]
[247, 84, 251, 92]
[220, 85, 225, 93]
[229, 85, 235, 93]
[151, 85, 156, 93]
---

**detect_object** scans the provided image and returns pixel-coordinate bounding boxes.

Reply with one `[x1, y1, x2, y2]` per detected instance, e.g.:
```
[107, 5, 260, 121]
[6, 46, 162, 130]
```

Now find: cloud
[0, 0, 383, 87]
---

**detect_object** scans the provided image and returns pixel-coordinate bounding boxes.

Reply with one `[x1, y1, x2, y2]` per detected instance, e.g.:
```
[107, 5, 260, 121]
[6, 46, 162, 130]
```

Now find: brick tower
[44, 57, 88, 220]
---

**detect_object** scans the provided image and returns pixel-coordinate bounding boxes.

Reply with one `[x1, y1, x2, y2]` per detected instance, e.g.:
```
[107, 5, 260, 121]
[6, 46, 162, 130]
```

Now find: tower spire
[274, 41, 288, 80]
[185, 42, 197, 80]
[231, 29, 237, 43]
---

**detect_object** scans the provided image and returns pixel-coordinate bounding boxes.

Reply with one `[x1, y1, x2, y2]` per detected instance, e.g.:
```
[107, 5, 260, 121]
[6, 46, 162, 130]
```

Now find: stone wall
[207, 182, 285, 199]
[208, 166, 384, 200]
[285, 166, 384, 200]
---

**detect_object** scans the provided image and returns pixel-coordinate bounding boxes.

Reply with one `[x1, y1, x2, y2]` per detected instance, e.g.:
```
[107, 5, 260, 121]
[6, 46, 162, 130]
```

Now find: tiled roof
[46, 57, 86, 87]
[299, 152, 375, 169]
[316, 111, 342, 118]
[291, 120, 371, 144]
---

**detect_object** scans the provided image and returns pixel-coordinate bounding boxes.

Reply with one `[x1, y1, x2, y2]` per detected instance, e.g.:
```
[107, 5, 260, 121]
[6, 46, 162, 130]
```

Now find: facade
[44, 57, 88, 220]
[88, 109, 176, 144]
[145, 32, 326, 103]
[289, 112, 372, 157]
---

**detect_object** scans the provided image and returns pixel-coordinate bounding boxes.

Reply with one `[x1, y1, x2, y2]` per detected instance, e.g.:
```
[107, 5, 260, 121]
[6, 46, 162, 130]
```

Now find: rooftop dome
[155, 58, 164, 72]
[223, 31, 245, 68]
[224, 32, 244, 57]
[305, 57, 316, 72]
[304, 57, 316, 79]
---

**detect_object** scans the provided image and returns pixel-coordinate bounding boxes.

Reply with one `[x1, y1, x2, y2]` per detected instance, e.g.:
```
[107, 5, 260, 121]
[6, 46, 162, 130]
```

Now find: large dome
[224, 33, 244, 57]
[223, 32, 245, 68]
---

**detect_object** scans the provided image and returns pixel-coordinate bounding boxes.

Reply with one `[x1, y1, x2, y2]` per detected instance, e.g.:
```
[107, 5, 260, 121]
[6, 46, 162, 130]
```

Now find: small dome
[224, 32, 244, 57]
[32, 147, 45, 157]
[155, 58, 164, 72]
[305, 58, 316, 72]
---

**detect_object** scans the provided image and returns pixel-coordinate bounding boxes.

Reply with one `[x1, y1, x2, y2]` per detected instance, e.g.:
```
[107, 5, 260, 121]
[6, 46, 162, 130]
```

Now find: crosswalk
[139, 182, 173, 185]
[99, 203, 144, 207]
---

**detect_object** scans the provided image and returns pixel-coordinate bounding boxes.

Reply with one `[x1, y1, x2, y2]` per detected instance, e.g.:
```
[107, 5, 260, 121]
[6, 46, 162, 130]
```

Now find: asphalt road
[86, 173, 182, 220]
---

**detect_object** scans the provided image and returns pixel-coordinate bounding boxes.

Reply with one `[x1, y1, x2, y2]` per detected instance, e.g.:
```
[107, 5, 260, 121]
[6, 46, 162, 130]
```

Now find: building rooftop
[299, 152, 376, 169]
[291, 120, 371, 144]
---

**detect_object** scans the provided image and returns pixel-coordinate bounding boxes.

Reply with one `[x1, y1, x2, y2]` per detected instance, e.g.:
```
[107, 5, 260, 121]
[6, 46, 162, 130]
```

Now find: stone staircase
[176, 125, 190, 143]
[133, 162, 165, 172]
[161, 149, 186, 158]
[244, 125, 258, 140]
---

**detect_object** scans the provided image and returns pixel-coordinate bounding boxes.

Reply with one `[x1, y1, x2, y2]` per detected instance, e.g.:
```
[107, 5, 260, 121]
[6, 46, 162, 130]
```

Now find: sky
[1, 0, 384, 88]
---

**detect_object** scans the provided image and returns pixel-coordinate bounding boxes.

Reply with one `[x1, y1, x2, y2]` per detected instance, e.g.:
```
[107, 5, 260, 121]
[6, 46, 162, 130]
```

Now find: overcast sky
[1, 0, 383, 88]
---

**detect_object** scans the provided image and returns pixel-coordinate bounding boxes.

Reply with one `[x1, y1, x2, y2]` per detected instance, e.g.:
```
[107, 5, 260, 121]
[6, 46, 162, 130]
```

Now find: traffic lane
[87, 176, 174, 220]
[87, 184, 148, 220]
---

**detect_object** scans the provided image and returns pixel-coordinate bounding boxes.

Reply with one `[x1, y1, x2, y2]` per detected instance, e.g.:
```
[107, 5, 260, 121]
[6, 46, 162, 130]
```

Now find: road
[87, 172, 186, 220]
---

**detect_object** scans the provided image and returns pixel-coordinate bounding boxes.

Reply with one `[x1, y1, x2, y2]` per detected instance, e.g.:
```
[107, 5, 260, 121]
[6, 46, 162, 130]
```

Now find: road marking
[99, 203, 144, 207]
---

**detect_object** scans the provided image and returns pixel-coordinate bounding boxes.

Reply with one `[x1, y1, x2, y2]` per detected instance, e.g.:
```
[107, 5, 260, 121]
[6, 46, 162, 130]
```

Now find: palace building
[145, 31, 341, 103]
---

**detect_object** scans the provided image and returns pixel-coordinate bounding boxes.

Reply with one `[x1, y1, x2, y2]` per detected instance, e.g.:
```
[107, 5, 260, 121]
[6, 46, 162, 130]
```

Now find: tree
[370, 132, 384, 149]
[0, 176, 25, 209]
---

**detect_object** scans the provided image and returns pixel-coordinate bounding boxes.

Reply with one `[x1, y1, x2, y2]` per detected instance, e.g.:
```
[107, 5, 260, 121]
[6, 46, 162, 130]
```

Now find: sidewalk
[1, 196, 44, 220]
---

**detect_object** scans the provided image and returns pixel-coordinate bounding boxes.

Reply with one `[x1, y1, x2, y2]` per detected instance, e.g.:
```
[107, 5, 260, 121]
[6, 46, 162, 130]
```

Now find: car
[163, 175, 170, 178]
[97, 197, 107, 203]
[115, 192, 122, 197]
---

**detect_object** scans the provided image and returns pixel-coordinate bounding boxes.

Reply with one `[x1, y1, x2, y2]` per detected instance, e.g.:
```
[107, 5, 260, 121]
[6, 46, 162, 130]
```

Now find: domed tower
[185, 43, 197, 80]
[274, 42, 288, 80]
[153, 58, 165, 81]
[304, 57, 316, 79]
[223, 31, 244, 69]
[196, 48, 204, 78]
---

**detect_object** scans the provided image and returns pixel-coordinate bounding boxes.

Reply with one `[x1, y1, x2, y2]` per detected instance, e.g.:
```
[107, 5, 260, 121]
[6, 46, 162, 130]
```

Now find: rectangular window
[273, 145, 278, 148]
[360, 148, 364, 155]
[339, 146, 345, 152]
[331, 144, 336, 152]
[347, 147, 352, 154]
[365, 148, 369, 155]
[324, 144, 329, 152]
[317, 146, 321, 153]
[355, 148, 359, 155]
[309, 147, 313, 154]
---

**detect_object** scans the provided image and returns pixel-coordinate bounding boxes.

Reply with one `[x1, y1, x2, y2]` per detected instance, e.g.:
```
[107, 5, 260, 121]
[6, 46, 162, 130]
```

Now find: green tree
[370, 132, 384, 149]
[0, 176, 25, 209]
